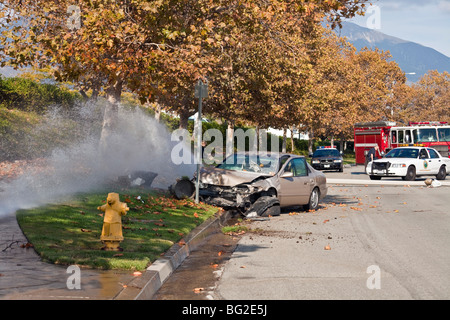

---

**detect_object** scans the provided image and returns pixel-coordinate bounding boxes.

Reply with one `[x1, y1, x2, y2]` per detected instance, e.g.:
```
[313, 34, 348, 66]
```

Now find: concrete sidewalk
[0, 209, 231, 300]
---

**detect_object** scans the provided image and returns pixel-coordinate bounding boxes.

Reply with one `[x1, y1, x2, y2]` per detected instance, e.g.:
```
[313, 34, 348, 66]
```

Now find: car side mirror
[280, 171, 294, 178]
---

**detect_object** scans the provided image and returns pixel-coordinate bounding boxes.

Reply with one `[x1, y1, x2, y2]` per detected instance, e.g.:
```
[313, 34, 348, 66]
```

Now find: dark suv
[310, 147, 343, 172]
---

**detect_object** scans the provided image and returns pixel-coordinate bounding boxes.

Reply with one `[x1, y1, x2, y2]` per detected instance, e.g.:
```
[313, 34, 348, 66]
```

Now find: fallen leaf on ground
[193, 287, 204, 293]
[324, 245, 331, 250]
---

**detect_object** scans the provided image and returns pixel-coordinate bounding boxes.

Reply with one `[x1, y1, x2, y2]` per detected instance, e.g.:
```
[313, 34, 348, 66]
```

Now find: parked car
[170, 152, 327, 217]
[366, 146, 450, 181]
[310, 146, 344, 172]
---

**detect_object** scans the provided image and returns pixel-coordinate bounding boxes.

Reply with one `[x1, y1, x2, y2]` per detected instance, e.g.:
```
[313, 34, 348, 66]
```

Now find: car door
[427, 148, 442, 174]
[417, 148, 432, 174]
[278, 158, 312, 207]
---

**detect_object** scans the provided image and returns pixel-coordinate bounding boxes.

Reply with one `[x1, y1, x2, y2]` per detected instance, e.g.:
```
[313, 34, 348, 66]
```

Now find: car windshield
[217, 154, 279, 175]
[416, 128, 437, 142]
[438, 128, 450, 142]
[313, 149, 340, 157]
[384, 148, 418, 159]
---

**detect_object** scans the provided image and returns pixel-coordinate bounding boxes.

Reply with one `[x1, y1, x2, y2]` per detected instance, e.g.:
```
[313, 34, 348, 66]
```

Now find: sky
[345, 0, 450, 57]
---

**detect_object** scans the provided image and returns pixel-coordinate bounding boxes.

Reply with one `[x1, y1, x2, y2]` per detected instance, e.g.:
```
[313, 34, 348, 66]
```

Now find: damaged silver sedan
[171, 152, 327, 217]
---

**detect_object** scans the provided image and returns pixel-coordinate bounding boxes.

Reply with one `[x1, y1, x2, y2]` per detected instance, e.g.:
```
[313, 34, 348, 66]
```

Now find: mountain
[337, 22, 450, 83]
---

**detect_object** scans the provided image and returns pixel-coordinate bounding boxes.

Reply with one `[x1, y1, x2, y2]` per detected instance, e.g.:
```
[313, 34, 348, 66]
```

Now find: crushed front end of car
[169, 167, 280, 217]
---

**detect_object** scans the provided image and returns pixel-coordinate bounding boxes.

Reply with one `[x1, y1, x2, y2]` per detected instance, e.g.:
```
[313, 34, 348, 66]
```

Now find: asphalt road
[156, 166, 450, 300]
[214, 168, 450, 300]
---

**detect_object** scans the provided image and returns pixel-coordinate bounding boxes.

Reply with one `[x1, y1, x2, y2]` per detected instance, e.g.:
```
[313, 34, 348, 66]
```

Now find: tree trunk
[282, 128, 287, 153]
[99, 80, 122, 153]
[290, 125, 295, 152]
[179, 110, 189, 130]
[79, 88, 99, 103]
[255, 125, 260, 151]
[154, 102, 161, 122]
[308, 128, 314, 154]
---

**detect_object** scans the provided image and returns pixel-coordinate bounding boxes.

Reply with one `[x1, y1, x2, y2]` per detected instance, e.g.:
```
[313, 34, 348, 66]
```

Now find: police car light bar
[398, 143, 425, 147]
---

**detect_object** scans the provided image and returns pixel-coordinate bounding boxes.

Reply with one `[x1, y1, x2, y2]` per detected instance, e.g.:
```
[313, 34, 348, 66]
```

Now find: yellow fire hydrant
[97, 193, 129, 251]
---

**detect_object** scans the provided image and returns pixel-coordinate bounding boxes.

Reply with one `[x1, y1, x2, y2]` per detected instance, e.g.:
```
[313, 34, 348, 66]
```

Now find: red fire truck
[354, 121, 450, 164]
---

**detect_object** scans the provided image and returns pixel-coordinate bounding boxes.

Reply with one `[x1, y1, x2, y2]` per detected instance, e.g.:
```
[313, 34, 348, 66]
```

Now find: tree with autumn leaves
[303, 36, 406, 147]
[1, 0, 225, 148]
[393, 70, 450, 124]
[0, 0, 372, 147]
[4, 0, 444, 154]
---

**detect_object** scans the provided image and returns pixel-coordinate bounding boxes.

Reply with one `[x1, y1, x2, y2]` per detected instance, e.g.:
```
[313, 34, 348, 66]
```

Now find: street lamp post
[194, 79, 208, 203]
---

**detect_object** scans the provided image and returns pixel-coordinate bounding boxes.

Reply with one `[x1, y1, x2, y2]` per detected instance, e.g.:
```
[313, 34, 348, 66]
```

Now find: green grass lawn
[16, 188, 219, 271]
[343, 155, 356, 165]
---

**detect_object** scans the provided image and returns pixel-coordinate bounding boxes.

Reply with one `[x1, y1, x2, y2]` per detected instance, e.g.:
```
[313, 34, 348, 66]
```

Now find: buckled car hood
[199, 167, 272, 187]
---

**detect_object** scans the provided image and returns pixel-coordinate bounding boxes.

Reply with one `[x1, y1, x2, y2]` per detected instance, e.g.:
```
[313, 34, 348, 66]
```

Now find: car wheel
[405, 165, 416, 181]
[304, 187, 320, 211]
[436, 165, 447, 180]
[245, 196, 280, 217]
[369, 175, 381, 180]
[261, 203, 281, 217]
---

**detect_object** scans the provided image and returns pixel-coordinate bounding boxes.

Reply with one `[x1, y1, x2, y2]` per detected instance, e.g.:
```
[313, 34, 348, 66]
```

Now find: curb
[113, 209, 233, 300]
[327, 178, 450, 186]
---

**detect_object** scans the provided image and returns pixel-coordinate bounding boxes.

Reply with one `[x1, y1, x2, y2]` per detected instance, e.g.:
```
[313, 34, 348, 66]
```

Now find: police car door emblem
[423, 160, 428, 169]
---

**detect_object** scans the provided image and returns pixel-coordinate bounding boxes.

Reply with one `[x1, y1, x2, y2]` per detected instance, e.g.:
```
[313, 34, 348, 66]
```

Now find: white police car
[366, 146, 450, 181]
